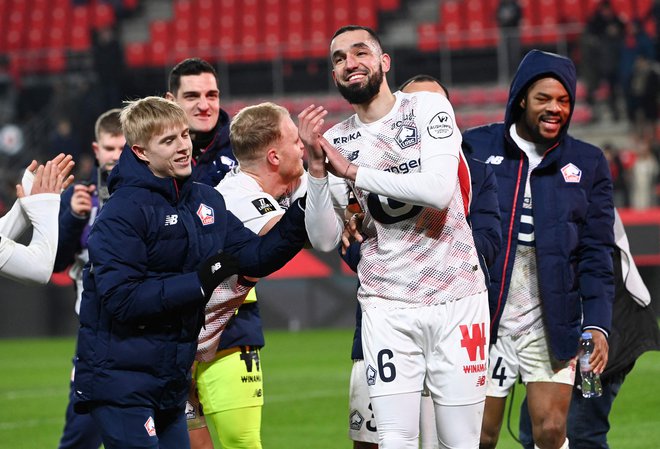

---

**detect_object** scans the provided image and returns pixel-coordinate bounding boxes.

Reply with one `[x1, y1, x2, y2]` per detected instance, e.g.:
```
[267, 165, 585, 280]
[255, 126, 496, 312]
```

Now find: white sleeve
[304, 173, 347, 252]
[0, 200, 29, 240]
[0, 193, 60, 284]
[0, 169, 35, 239]
[355, 93, 462, 210]
[614, 209, 651, 306]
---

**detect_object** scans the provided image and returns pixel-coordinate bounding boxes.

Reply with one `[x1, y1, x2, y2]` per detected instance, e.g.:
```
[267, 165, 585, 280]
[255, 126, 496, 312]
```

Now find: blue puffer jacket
[73, 147, 306, 412]
[463, 50, 615, 360]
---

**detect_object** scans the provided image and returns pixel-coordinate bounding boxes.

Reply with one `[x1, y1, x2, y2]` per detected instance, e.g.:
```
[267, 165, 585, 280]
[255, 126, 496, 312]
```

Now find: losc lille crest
[197, 203, 215, 226]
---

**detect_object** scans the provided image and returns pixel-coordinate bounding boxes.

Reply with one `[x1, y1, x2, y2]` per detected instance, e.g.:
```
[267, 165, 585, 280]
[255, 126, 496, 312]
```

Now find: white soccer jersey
[196, 169, 305, 361]
[323, 91, 485, 309]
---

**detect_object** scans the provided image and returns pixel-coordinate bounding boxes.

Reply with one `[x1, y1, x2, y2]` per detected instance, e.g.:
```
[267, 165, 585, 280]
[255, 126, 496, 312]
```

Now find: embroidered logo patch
[349, 410, 365, 431]
[185, 401, 196, 420]
[427, 112, 454, 139]
[197, 203, 215, 226]
[561, 163, 582, 183]
[220, 155, 237, 170]
[395, 125, 419, 149]
[144, 416, 156, 437]
[366, 364, 377, 386]
[252, 198, 277, 215]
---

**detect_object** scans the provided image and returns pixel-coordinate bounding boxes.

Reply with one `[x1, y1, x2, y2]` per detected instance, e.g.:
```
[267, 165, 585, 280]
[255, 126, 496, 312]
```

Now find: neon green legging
[206, 406, 262, 449]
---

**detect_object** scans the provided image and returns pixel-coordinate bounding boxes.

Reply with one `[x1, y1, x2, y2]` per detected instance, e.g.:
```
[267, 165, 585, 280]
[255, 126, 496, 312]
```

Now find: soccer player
[53, 109, 125, 449]
[462, 49, 615, 449]
[344, 74, 501, 449]
[72, 96, 307, 449]
[300, 25, 490, 449]
[187, 101, 308, 449]
[0, 153, 74, 284]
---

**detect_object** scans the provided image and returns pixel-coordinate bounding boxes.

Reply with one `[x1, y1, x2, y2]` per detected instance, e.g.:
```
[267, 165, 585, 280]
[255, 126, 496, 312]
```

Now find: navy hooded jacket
[463, 50, 615, 360]
[73, 147, 306, 412]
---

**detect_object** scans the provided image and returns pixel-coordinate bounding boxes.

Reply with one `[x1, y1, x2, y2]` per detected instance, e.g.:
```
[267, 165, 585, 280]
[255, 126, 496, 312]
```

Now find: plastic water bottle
[578, 332, 603, 398]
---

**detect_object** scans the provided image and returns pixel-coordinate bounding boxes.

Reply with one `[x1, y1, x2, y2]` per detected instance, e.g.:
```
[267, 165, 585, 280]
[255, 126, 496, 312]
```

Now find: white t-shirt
[306, 91, 485, 309]
[497, 124, 545, 337]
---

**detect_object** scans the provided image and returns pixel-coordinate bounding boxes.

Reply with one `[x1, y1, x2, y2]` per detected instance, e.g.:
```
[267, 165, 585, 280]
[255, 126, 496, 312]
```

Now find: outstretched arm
[0, 154, 75, 284]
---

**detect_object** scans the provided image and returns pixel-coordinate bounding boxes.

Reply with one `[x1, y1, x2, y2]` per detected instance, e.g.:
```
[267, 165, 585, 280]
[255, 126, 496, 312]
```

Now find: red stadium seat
[418, 23, 440, 52]
[125, 41, 147, 67]
[92, 2, 115, 30]
[69, 6, 91, 51]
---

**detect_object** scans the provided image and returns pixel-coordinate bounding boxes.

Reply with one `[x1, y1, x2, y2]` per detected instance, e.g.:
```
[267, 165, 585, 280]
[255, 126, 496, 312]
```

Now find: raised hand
[298, 105, 328, 177]
[17, 154, 75, 198]
[71, 184, 96, 217]
[318, 135, 357, 180]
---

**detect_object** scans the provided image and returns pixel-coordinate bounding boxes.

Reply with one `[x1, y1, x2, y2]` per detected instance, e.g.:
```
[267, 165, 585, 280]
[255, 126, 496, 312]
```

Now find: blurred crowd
[4, 0, 660, 214]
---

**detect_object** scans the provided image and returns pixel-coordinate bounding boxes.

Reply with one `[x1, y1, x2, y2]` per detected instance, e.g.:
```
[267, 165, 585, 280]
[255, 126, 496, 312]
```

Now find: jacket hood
[108, 144, 180, 201]
[504, 49, 577, 138]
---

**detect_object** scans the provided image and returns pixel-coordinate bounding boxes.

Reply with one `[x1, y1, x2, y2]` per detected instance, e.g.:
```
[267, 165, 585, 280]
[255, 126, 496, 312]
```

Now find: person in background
[53, 109, 125, 449]
[518, 209, 660, 449]
[301, 25, 490, 448]
[165, 57, 270, 449]
[0, 153, 74, 284]
[463, 49, 615, 449]
[72, 96, 307, 449]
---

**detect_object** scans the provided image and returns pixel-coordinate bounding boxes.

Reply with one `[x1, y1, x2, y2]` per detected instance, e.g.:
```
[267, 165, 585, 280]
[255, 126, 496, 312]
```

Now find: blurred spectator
[496, 0, 523, 78]
[631, 138, 659, 209]
[620, 20, 655, 126]
[48, 118, 83, 167]
[92, 26, 125, 112]
[603, 142, 631, 207]
[629, 54, 660, 141]
[644, 0, 660, 61]
[582, 0, 625, 121]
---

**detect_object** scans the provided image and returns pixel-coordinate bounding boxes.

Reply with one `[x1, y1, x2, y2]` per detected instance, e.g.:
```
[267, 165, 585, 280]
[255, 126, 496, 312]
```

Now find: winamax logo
[460, 323, 487, 374]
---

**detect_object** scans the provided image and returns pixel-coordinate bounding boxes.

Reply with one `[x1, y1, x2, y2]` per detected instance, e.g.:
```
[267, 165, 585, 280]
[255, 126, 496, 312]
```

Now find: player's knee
[532, 417, 566, 449]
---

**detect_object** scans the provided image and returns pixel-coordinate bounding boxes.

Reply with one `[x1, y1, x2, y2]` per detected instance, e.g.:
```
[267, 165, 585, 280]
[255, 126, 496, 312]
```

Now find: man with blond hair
[73, 96, 307, 449]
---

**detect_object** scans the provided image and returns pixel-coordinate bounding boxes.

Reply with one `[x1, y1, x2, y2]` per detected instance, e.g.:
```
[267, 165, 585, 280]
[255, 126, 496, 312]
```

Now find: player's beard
[336, 66, 384, 105]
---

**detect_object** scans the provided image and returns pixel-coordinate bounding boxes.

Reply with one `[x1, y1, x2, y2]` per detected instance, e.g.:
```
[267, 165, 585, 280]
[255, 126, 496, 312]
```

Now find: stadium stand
[416, 0, 654, 51]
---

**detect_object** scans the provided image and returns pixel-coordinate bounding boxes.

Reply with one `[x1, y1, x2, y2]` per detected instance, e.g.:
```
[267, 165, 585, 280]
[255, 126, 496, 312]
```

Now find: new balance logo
[164, 214, 178, 226]
[484, 155, 504, 165]
[210, 262, 222, 274]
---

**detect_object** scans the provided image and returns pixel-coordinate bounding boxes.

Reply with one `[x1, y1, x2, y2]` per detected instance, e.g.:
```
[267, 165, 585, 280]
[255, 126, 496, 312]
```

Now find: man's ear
[266, 147, 279, 166]
[381, 52, 391, 73]
[131, 144, 149, 164]
[164, 92, 175, 101]
[92, 141, 100, 160]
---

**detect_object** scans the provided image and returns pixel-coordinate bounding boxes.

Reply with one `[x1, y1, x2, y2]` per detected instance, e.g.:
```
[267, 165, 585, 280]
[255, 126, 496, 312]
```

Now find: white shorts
[348, 359, 379, 444]
[486, 329, 577, 397]
[361, 290, 489, 406]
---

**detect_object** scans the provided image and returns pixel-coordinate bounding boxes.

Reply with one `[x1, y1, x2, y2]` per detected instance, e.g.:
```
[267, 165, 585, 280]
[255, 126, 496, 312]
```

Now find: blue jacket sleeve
[89, 205, 204, 324]
[468, 160, 501, 268]
[54, 185, 87, 272]
[579, 152, 615, 334]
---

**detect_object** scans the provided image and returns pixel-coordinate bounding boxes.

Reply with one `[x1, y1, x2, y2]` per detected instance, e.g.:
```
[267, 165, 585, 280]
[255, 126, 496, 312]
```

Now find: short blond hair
[120, 96, 188, 147]
[229, 102, 289, 165]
